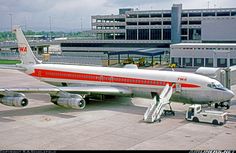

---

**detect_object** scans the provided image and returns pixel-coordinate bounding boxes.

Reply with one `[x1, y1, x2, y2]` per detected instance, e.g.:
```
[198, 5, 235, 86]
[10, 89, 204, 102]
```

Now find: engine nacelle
[0, 93, 28, 107]
[51, 93, 86, 109]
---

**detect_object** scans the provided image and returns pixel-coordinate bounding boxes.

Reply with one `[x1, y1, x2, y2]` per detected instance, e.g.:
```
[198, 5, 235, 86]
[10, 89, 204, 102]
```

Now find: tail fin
[12, 25, 41, 65]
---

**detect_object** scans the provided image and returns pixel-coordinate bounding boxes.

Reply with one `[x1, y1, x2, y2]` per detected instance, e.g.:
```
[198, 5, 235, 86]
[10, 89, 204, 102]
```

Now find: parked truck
[186, 104, 228, 125]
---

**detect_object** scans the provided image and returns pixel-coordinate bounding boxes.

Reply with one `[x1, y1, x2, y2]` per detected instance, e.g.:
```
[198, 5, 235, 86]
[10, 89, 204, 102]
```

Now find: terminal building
[60, 4, 236, 67]
[170, 43, 236, 68]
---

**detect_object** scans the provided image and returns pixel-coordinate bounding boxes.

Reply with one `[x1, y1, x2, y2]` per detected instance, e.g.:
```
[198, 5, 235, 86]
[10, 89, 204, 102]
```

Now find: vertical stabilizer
[12, 25, 41, 65]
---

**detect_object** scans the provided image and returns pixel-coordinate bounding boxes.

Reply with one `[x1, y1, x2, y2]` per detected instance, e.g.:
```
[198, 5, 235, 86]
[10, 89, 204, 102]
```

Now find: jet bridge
[196, 66, 236, 89]
[143, 84, 173, 123]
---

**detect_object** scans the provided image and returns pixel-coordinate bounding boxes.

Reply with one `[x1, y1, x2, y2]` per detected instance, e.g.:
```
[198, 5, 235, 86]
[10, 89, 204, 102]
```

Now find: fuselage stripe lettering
[30, 69, 200, 88]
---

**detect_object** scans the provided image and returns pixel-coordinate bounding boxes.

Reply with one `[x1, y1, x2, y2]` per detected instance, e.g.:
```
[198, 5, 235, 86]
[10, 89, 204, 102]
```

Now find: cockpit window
[215, 83, 224, 88]
[207, 82, 224, 89]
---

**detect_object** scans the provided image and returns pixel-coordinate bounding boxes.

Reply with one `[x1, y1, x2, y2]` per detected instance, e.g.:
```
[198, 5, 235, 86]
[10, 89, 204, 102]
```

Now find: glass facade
[189, 29, 201, 40]
[163, 29, 171, 40]
[217, 58, 227, 67]
[171, 57, 181, 66]
[230, 59, 236, 66]
[183, 58, 192, 67]
[92, 6, 233, 42]
[151, 29, 161, 40]
[138, 29, 149, 40]
[127, 29, 137, 40]
[194, 58, 204, 66]
[205, 58, 213, 67]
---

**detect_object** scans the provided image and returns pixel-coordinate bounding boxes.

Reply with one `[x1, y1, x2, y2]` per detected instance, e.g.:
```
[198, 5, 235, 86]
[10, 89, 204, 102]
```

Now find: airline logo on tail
[18, 44, 27, 54]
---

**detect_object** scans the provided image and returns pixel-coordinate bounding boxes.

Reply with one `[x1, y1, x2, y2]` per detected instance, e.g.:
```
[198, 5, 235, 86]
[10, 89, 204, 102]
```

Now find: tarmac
[0, 68, 236, 150]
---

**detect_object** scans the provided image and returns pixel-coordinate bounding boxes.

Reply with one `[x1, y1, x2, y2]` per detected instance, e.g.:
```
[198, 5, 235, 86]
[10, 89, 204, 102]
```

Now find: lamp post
[9, 13, 13, 31]
[49, 16, 52, 41]
[8, 13, 13, 40]
[225, 51, 231, 89]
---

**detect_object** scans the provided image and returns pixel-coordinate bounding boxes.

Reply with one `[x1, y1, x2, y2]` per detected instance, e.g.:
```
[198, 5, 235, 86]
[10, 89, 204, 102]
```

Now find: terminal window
[189, 12, 201, 17]
[205, 58, 213, 67]
[230, 59, 236, 66]
[151, 14, 162, 18]
[151, 29, 161, 40]
[181, 29, 187, 35]
[217, 58, 227, 67]
[171, 57, 181, 66]
[138, 29, 149, 40]
[127, 14, 137, 18]
[189, 29, 201, 40]
[183, 58, 192, 67]
[182, 13, 188, 17]
[194, 58, 204, 66]
[163, 29, 171, 40]
[127, 29, 137, 40]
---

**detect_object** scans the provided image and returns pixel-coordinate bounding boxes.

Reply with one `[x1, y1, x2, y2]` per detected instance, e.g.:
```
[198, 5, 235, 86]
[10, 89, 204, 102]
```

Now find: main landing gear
[164, 103, 175, 116]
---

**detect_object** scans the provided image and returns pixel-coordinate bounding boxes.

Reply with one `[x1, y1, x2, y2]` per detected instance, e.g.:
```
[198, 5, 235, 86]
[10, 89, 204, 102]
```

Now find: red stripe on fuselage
[30, 69, 200, 88]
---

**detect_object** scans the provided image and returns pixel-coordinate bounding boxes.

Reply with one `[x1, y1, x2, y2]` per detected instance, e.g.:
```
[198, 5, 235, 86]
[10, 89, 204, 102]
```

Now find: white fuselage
[24, 63, 234, 105]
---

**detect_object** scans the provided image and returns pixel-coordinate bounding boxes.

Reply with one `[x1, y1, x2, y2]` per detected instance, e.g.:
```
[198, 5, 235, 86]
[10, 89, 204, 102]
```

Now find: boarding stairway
[143, 84, 173, 123]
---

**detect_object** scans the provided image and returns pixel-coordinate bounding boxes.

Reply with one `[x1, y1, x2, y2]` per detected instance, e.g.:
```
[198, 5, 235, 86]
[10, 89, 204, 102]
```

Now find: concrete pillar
[118, 54, 121, 64]
[213, 51, 217, 68]
[159, 55, 162, 65]
[108, 54, 110, 66]
[224, 67, 231, 89]
[171, 4, 182, 44]
[192, 58, 194, 67]
[152, 56, 154, 67]
[227, 52, 230, 67]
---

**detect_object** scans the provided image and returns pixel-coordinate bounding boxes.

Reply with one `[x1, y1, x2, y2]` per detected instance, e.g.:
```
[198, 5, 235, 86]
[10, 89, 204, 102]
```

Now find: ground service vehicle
[186, 105, 228, 125]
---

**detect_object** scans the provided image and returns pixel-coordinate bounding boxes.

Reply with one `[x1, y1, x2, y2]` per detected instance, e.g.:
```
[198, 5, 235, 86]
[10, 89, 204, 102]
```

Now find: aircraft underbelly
[39, 77, 213, 104]
[171, 90, 212, 104]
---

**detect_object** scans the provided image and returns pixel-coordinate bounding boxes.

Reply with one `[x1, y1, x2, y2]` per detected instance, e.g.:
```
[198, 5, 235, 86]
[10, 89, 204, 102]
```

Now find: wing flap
[58, 86, 132, 96]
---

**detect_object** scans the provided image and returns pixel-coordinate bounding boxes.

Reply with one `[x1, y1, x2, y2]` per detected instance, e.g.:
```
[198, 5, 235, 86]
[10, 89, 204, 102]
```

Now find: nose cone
[227, 89, 235, 100]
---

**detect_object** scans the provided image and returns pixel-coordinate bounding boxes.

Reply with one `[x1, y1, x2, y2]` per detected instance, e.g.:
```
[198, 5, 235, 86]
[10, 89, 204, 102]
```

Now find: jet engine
[50, 93, 86, 109]
[0, 93, 28, 107]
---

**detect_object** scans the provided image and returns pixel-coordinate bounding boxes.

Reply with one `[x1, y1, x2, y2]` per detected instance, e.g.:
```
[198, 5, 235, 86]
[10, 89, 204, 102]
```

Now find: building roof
[107, 48, 166, 56]
[171, 43, 236, 47]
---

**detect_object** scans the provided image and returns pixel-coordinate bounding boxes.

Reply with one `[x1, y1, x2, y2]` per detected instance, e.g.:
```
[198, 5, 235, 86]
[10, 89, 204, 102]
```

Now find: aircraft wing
[0, 64, 26, 71]
[0, 86, 132, 96]
[0, 85, 132, 109]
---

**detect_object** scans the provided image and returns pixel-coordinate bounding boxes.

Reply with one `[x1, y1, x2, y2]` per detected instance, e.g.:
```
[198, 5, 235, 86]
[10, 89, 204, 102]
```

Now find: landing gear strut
[164, 103, 175, 116]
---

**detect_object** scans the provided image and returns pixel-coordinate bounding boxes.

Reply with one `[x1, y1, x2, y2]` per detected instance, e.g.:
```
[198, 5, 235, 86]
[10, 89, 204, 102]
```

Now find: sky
[0, 0, 236, 32]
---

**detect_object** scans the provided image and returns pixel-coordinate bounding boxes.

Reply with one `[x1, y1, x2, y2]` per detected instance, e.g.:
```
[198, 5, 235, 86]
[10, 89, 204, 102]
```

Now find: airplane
[0, 26, 235, 112]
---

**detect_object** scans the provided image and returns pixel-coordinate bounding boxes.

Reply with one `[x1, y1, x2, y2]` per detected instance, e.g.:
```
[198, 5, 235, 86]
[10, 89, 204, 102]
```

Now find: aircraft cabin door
[175, 83, 182, 93]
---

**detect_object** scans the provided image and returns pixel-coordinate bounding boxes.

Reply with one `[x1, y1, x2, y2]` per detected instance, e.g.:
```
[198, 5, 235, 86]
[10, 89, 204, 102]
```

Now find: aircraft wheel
[84, 97, 90, 104]
[215, 103, 219, 109]
[224, 101, 230, 110]
[225, 104, 230, 110]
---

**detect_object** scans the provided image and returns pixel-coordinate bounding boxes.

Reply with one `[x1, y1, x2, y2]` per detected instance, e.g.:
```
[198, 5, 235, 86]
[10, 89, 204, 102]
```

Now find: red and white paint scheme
[0, 26, 234, 110]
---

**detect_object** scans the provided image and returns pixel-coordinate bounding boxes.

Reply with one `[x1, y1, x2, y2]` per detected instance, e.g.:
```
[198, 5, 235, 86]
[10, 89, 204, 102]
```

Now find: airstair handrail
[143, 96, 157, 120]
[159, 84, 170, 99]
[151, 84, 173, 122]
